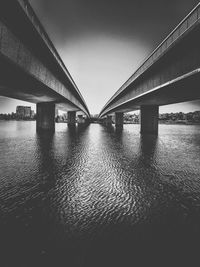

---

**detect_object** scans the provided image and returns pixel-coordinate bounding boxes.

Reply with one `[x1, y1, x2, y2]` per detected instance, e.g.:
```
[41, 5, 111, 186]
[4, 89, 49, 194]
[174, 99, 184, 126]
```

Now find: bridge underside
[0, 51, 81, 112]
[100, 13, 200, 134]
[104, 71, 200, 115]
[100, 71, 200, 134]
[0, 1, 90, 131]
[0, 53, 88, 131]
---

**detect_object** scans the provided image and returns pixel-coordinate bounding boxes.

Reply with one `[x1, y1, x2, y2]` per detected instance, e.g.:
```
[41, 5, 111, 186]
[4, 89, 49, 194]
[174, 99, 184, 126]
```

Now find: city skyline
[0, 96, 200, 115]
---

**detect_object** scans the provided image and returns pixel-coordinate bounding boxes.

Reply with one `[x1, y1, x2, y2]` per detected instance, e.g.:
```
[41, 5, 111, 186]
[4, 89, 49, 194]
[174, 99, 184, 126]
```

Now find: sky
[1, 0, 200, 114]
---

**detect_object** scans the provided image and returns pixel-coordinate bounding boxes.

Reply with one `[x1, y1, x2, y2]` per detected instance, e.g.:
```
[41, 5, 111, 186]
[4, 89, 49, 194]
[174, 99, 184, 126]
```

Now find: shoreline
[1, 119, 200, 126]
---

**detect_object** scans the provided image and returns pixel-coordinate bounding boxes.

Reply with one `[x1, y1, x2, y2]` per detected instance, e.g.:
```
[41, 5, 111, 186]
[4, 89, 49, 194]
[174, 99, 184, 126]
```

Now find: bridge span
[99, 3, 200, 134]
[0, 0, 90, 131]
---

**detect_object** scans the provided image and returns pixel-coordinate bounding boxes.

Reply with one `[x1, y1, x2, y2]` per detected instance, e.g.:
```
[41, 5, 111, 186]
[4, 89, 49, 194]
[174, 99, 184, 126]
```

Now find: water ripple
[1, 122, 200, 266]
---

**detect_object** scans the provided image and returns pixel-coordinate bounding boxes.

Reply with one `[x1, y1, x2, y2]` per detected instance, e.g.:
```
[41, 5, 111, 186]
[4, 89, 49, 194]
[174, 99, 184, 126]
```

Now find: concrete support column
[77, 115, 85, 124]
[100, 119, 104, 124]
[68, 111, 76, 125]
[36, 102, 55, 131]
[85, 117, 90, 125]
[102, 118, 106, 125]
[106, 115, 112, 126]
[115, 112, 124, 128]
[140, 105, 159, 134]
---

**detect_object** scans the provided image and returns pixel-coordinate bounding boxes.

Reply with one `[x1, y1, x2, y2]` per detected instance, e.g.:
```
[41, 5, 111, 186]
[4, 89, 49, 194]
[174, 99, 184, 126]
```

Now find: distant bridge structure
[99, 3, 200, 134]
[0, 0, 90, 131]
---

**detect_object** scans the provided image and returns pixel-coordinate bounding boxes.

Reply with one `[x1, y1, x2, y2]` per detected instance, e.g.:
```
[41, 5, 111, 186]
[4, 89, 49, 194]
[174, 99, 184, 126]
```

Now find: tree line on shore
[1, 110, 200, 124]
[0, 112, 36, 120]
[124, 111, 200, 124]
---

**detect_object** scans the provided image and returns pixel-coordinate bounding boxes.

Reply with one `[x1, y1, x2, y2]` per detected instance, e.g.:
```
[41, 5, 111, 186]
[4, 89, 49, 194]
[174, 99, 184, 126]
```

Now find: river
[0, 121, 200, 267]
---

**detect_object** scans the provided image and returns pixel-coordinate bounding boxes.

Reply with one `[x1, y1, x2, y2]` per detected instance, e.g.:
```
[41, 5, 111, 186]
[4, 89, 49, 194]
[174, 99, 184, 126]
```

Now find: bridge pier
[115, 112, 123, 128]
[140, 105, 159, 135]
[36, 102, 55, 132]
[68, 111, 76, 126]
[77, 115, 85, 124]
[101, 118, 105, 125]
[103, 118, 107, 125]
[106, 115, 112, 126]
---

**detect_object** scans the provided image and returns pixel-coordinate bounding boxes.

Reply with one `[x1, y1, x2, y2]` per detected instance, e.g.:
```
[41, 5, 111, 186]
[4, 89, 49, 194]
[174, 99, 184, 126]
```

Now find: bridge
[99, 3, 200, 134]
[0, 0, 90, 131]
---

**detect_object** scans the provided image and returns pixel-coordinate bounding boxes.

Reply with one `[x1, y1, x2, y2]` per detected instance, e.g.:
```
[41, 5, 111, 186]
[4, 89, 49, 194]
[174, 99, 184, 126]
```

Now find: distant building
[16, 106, 31, 119]
[31, 110, 35, 119]
[63, 113, 68, 121]
[16, 106, 24, 118]
[24, 107, 31, 118]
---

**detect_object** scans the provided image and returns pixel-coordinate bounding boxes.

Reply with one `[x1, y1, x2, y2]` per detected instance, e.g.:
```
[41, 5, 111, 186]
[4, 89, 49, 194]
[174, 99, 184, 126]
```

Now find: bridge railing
[100, 3, 200, 115]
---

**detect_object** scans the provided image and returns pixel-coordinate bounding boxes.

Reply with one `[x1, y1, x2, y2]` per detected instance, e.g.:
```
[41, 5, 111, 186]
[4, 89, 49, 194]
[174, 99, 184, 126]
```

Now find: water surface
[0, 121, 200, 267]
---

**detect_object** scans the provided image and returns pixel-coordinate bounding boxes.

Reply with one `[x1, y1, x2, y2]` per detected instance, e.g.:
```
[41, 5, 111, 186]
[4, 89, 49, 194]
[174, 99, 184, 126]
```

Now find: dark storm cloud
[30, 0, 199, 48]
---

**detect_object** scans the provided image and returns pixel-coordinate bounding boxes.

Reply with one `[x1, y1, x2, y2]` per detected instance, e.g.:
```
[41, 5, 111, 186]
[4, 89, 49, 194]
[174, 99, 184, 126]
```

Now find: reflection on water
[0, 121, 200, 267]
